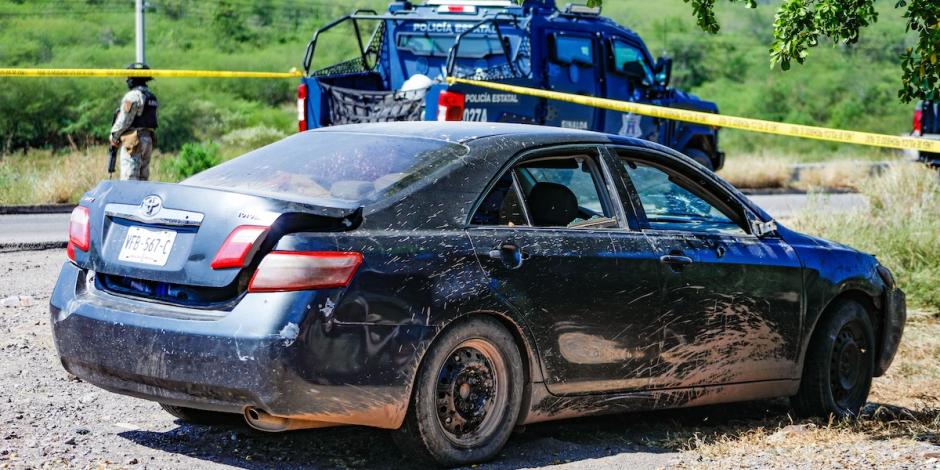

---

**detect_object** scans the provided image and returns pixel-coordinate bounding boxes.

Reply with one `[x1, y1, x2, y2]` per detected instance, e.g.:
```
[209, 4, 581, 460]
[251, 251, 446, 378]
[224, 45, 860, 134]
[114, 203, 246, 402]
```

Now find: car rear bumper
[49, 262, 432, 429]
[875, 285, 906, 377]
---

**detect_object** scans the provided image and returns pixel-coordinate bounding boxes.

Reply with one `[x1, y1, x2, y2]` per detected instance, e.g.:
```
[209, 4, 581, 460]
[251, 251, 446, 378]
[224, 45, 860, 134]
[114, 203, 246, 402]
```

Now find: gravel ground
[1, 249, 937, 469]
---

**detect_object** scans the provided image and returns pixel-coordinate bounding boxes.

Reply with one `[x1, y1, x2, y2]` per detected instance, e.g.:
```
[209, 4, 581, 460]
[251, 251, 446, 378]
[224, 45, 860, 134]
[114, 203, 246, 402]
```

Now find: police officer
[110, 63, 158, 181]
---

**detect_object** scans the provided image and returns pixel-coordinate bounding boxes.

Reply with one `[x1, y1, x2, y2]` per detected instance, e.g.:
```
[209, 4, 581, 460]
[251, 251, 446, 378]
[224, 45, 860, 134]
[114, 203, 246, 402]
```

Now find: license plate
[118, 226, 177, 266]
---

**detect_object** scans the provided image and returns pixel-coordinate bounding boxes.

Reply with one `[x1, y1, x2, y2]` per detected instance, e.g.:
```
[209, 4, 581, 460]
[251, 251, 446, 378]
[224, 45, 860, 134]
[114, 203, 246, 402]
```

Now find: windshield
[183, 132, 469, 205]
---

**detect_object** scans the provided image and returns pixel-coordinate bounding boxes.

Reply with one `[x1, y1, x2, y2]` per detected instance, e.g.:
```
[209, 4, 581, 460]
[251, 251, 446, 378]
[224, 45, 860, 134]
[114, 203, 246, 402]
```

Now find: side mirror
[751, 218, 778, 237]
[654, 56, 673, 88]
[620, 61, 650, 86]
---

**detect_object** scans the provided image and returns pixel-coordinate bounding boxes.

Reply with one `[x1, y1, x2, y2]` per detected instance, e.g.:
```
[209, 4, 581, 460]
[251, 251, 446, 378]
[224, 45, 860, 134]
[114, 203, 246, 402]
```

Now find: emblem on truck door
[140, 195, 163, 217]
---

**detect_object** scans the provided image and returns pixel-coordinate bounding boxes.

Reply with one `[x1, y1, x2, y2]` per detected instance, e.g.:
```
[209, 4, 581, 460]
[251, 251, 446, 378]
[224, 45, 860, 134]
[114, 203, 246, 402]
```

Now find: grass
[0, 146, 186, 204]
[717, 152, 903, 191]
[0, 137, 269, 204]
[717, 153, 797, 189]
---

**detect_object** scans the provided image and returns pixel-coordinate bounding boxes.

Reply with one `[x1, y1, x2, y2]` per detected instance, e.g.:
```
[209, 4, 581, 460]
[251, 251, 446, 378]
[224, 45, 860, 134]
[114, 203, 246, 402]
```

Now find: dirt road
[2, 249, 937, 469]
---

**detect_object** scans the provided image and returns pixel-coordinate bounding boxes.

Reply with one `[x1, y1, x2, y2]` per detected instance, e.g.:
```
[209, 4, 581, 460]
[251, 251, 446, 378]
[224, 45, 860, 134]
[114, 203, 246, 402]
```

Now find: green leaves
[896, 0, 940, 101]
[164, 142, 221, 180]
[665, 0, 939, 102]
[768, 0, 877, 73]
[681, 0, 757, 35]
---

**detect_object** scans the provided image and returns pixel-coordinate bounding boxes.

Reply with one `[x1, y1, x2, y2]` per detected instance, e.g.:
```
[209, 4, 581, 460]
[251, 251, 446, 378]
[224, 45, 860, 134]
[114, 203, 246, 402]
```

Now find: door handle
[660, 254, 693, 267]
[488, 243, 526, 269]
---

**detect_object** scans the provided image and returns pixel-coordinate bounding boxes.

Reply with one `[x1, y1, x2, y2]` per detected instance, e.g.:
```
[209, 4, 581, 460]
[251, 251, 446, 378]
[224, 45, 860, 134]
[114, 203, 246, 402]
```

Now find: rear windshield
[183, 132, 468, 205]
[397, 34, 515, 58]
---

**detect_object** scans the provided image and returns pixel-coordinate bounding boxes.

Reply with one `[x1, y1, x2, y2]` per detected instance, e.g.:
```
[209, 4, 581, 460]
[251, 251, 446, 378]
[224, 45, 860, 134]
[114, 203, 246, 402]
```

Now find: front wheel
[791, 300, 875, 418]
[394, 317, 524, 467]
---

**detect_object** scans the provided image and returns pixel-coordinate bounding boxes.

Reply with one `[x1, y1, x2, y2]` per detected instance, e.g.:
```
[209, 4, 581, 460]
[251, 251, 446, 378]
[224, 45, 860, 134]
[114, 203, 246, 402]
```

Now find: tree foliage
[660, 0, 938, 102]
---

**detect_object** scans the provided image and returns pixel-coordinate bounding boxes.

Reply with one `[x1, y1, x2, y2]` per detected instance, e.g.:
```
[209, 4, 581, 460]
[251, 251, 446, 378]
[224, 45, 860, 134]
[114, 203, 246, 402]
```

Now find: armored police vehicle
[298, 0, 725, 170]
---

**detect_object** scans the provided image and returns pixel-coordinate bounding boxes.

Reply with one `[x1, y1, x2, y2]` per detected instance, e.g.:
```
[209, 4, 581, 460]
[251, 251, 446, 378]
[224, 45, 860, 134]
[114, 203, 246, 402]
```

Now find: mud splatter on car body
[50, 122, 905, 430]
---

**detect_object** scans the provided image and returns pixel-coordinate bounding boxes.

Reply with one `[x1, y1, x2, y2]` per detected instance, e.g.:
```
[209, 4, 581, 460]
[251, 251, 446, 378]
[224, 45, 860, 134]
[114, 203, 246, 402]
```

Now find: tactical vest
[130, 87, 159, 129]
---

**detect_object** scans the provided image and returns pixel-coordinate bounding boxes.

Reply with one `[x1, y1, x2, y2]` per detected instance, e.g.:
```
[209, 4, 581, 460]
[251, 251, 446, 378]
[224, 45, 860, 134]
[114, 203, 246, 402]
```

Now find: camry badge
[140, 195, 163, 217]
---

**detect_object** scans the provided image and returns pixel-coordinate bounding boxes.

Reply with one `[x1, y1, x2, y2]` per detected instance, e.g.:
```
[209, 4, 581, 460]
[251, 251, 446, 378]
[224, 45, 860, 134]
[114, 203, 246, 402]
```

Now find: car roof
[312, 121, 619, 145]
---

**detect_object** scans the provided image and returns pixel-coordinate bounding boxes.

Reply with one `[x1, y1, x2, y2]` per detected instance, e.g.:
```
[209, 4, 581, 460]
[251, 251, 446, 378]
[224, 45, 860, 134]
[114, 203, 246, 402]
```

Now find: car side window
[621, 159, 747, 235]
[515, 156, 616, 228]
[551, 35, 593, 66]
[471, 171, 528, 226]
[611, 40, 653, 84]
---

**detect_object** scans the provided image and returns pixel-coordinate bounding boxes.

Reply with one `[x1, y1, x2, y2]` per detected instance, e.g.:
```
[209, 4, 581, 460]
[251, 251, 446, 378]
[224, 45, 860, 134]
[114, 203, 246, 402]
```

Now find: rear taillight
[297, 83, 308, 132]
[437, 90, 465, 122]
[914, 109, 923, 136]
[248, 251, 363, 292]
[211, 225, 269, 270]
[67, 206, 90, 261]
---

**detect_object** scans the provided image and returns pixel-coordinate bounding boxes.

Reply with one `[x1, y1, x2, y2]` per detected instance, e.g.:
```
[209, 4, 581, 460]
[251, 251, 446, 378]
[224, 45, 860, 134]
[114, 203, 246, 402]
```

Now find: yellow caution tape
[1, 69, 933, 152]
[0, 68, 303, 79]
[447, 77, 940, 153]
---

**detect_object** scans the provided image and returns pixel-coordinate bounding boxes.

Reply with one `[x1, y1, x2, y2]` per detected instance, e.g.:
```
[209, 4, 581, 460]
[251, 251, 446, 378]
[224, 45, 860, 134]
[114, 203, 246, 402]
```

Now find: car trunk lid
[75, 181, 361, 290]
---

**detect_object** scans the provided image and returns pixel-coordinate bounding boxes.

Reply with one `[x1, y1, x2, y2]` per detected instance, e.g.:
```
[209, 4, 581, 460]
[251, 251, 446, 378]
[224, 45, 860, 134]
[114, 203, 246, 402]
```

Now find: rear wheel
[394, 317, 524, 466]
[686, 148, 714, 172]
[791, 300, 875, 418]
[159, 403, 240, 425]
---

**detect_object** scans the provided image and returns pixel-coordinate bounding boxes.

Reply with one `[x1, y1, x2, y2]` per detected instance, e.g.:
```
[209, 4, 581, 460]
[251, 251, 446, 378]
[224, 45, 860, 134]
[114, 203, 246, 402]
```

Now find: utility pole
[135, 0, 145, 64]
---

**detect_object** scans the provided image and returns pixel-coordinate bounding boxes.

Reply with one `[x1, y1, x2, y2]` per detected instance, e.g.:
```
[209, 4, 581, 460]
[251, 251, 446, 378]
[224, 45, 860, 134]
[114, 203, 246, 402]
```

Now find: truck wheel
[790, 300, 875, 418]
[394, 316, 524, 466]
[686, 148, 714, 172]
[159, 403, 239, 425]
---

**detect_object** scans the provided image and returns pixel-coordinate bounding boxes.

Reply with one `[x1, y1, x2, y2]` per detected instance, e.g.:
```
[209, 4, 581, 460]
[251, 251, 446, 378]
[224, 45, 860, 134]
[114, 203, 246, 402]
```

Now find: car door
[541, 31, 601, 131]
[609, 146, 804, 389]
[466, 146, 662, 394]
[602, 37, 663, 142]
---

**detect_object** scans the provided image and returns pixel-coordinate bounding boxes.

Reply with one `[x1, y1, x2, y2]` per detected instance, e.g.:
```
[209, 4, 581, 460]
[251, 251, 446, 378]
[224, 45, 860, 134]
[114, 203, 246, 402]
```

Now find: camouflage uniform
[111, 84, 158, 181]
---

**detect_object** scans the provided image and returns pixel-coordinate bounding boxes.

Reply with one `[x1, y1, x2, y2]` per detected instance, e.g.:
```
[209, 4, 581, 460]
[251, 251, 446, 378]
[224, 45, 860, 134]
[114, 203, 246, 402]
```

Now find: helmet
[126, 62, 153, 87]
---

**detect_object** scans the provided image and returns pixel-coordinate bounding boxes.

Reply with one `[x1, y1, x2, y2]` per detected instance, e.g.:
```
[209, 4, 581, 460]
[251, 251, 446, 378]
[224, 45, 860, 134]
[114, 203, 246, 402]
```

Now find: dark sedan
[51, 122, 906, 466]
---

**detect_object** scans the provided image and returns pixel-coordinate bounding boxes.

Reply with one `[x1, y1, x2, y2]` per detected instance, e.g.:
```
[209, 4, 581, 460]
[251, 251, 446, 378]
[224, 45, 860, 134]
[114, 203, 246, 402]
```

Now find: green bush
[163, 142, 221, 180]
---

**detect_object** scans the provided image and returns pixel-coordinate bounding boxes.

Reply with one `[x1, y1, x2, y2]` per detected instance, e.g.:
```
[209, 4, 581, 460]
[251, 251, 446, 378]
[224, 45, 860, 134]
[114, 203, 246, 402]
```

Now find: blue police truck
[298, 0, 725, 170]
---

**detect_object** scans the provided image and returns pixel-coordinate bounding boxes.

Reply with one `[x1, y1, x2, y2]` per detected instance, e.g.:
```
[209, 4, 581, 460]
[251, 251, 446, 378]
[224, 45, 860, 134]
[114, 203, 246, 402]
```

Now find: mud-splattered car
[51, 122, 905, 466]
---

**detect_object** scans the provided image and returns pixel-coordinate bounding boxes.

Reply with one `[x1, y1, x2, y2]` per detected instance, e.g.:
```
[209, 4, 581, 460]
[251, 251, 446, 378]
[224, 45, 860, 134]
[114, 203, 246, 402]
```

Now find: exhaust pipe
[243, 407, 339, 432]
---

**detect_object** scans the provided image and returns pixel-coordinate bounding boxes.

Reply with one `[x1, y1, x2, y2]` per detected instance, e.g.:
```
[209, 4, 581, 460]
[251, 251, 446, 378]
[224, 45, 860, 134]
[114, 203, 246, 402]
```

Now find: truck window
[551, 35, 593, 66]
[397, 34, 509, 58]
[611, 40, 653, 83]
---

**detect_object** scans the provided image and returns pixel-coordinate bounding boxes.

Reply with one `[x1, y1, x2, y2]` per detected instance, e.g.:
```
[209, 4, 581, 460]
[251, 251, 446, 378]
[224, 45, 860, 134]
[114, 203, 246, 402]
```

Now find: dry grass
[718, 153, 895, 191]
[0, 147, 176, 204]
[792, 159, 876, 191]
[717, 153, 796, 189]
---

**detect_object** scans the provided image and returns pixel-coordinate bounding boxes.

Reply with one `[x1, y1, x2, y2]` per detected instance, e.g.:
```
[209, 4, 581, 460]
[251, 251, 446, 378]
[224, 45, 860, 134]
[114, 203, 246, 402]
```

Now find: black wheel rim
[829, 320, 869, 412]
[435, 339, 506, 447]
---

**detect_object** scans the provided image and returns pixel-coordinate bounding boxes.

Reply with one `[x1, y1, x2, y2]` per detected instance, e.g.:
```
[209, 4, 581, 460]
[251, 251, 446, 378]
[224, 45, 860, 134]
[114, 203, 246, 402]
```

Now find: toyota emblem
[140, 195, 163, 217]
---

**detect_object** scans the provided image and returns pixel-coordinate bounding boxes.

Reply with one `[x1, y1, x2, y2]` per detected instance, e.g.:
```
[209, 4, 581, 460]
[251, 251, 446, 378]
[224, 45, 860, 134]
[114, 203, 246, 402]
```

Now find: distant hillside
[0, 0, 916, 157]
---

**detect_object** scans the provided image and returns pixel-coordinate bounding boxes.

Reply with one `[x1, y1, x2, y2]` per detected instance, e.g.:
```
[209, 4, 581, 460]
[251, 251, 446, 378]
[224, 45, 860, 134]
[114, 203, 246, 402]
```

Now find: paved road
[0, 212, 69, 250]
[0, 193, 868, 250]
[748, 192, 868, 219]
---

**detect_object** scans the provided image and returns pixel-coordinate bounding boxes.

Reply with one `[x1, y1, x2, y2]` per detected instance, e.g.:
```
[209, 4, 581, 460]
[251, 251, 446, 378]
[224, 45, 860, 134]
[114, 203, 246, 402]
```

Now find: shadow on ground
[119, 399, 809, 469]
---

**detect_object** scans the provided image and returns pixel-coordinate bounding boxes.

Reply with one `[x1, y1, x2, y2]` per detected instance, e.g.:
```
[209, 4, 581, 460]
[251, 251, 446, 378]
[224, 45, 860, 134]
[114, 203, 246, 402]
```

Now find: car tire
[159, 403, 239, 425]
[686, 148, 714, 172]
[394, 316, 524, 467]
[791, 300, 875, 418]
